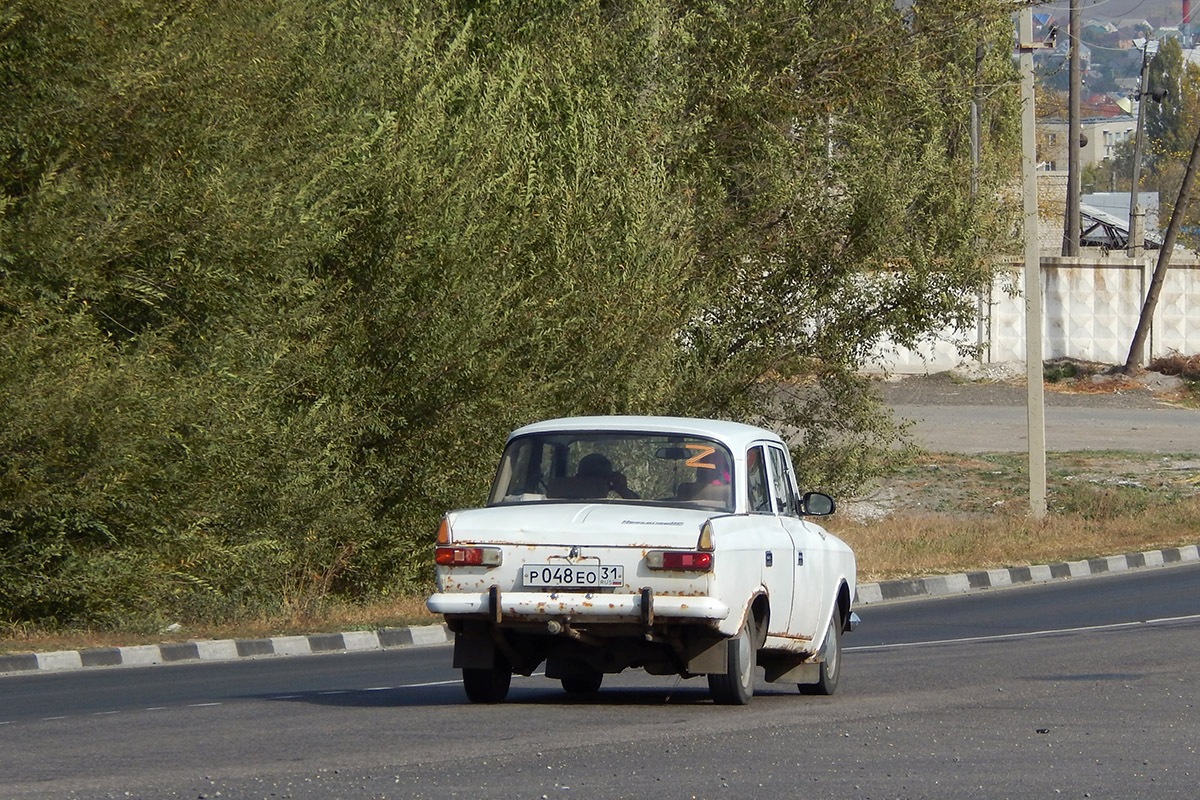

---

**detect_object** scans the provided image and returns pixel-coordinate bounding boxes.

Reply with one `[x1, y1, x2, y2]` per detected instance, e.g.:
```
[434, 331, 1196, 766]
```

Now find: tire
[462, 657, 512, 704]
[800, 610, 842, 696]
[708, 618, 756, 705]
[561, 669, 604, 695]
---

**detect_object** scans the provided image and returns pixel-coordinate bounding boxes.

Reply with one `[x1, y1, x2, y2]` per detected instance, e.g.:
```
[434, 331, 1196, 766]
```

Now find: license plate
[522, 563, 624, 588]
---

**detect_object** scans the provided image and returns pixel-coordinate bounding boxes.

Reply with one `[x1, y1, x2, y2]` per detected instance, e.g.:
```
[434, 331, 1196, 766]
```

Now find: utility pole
[972, 37, 986, 351]
[1127, 39, 1156, 257]
[1019, 6, 1047, 519]
[1063, 0, 1081, 256]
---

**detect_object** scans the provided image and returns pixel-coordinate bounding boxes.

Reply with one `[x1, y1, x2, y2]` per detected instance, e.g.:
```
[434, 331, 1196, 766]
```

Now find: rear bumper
[427, 590, 730, 622]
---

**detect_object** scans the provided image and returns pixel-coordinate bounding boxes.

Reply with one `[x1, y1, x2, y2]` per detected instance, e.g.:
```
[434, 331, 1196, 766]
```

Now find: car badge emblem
[568, 546, 581, 558]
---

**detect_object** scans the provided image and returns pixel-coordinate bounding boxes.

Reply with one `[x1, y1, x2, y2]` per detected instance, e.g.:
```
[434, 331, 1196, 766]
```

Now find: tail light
[435, 546, 502, 567]
[645, 550, 714, 571]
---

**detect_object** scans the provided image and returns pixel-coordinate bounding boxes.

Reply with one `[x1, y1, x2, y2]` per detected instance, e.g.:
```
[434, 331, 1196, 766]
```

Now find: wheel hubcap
[823, 620, 839, 678]
[737, 629, 753, 688]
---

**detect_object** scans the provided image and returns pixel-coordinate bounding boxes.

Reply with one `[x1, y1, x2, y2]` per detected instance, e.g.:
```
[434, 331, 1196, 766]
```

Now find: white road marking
[393, 680, 462, 688]
[847, 613, 1200, 652]
[391, 671, 546, 690]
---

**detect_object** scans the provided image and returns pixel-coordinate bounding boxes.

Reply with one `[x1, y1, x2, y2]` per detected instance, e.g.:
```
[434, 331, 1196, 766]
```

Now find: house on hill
[1037, 116, 1136, 170]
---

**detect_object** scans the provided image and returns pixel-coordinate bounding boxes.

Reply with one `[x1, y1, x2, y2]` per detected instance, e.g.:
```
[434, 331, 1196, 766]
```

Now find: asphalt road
[3, 563, 1198, 799]
[879, 375, 1200, 453]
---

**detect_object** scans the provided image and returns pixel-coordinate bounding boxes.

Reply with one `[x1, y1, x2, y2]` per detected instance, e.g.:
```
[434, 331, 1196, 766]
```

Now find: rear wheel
[462, 657, 512, 704]
[708, 618, 756, 705]
[800, 610, 842, 696]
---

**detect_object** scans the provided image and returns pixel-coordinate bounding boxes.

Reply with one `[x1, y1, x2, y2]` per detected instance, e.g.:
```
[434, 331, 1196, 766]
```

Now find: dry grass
[1149, 352, 1200, 380]
[838, 451, 1200, 582]
[840, 500, 1200, 583]
[1046, 375, 1143, 394]
[1038, 355, 1200, 407]
[4, 451, 1199, 656]
[0, 595, 440, 655]
[1147, 353, 1200, 408]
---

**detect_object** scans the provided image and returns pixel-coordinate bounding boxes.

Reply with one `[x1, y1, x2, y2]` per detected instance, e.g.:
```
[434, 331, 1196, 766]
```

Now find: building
[1038, 115, 1136, 170]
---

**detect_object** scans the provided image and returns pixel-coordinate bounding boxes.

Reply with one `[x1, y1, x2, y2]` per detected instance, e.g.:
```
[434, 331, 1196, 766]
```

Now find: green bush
[1, 0, 1019, 628]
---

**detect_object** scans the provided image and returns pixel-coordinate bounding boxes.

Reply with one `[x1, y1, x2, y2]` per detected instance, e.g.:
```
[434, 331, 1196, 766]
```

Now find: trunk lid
[448, 502, 714, 549]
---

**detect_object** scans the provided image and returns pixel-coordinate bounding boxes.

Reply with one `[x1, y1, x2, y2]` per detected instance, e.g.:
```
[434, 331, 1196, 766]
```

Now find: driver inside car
[577, 452, 640, 499]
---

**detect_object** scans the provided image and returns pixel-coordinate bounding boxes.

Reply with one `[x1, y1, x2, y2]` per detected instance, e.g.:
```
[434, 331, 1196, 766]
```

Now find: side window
[768, 446, 800, 517]
[746, 446, 772, 513]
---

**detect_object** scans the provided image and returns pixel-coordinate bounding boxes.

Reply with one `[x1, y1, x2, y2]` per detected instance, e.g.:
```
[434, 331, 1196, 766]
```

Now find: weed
[840, 450, 1200, 582]
[1149, 352, 1200, 380]
[1044, 361, 1077, 383]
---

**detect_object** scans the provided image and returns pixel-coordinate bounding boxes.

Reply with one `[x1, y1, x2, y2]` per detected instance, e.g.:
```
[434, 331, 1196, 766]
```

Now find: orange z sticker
[685, 444, 717, 469]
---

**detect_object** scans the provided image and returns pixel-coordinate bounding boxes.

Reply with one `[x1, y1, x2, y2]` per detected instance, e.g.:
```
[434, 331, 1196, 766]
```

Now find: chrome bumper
[427, 589, 730, 622]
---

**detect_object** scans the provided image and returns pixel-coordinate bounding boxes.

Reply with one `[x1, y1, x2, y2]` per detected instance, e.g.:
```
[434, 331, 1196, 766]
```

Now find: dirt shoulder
[845, 363, 1200, 522]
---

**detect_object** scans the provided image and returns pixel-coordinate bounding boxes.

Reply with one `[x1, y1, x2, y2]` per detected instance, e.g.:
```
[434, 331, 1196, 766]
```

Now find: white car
[426, 415, 858, 704]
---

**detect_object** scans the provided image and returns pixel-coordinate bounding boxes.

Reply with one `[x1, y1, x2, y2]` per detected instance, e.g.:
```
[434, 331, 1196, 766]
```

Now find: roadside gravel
[843, 365, 1200, 521]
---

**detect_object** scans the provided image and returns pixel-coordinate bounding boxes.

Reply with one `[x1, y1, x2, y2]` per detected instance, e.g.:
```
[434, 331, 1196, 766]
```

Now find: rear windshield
[488, 431, 735, 513]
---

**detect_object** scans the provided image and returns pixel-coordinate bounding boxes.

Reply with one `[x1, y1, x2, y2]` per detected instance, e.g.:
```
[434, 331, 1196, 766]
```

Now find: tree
[1142, 36, 1200, 247]
[1145, 37, 1188, 163]
[1082, 137, 1134, 194]
[1, 0, 1023, 628]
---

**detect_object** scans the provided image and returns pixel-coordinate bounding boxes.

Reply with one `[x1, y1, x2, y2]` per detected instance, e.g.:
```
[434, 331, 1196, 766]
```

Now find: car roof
[507, 416, 784, 450]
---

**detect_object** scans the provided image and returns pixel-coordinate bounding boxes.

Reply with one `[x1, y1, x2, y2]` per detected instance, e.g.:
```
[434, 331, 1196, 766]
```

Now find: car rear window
[488, 431, 734, 512]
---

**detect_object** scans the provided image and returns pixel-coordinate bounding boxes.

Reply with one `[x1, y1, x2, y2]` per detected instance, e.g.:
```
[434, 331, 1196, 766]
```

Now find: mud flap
[685, 637, 728, 675]
[452, 632, 496, 669]
[760, 655, 820, 684]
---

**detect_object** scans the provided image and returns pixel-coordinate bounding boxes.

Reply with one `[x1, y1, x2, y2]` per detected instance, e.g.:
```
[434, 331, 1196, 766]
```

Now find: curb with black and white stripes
[0, 623, 453, 677]
[855, 544, 1200, 604]
[3, 544, 1197, 676]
